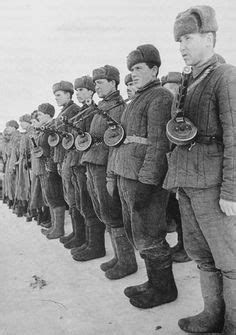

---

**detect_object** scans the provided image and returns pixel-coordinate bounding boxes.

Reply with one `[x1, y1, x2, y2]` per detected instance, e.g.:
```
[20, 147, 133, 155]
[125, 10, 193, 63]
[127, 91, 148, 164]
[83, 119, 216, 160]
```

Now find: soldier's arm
[217, 65, 236, 215]
[217, 65, 236, 204]
[138, 89, 172, 186]
[106, 104, 125, 179]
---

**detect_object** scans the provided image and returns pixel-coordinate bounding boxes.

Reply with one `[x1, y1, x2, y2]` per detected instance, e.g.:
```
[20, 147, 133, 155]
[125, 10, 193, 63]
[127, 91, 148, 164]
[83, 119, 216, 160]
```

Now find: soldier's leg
[119, 177, 177, 308]
[62, 167, 86, 249]
[177, 187, 226, 333]
[101, 175, 137, 280]
[68, 165, 97, 253]
[39, 171, 66, 240]
[76, 167, 137, 278]
[167, 192, 191, 262]
[8, 171, 16, 205]
[16, 159, 29, 216]
[28, 172, 40, 221]
[30, 174, 45, 225]
[72, 164, 106, 261]
[192, 187, 236, 334]
[59, 163, 78, 243]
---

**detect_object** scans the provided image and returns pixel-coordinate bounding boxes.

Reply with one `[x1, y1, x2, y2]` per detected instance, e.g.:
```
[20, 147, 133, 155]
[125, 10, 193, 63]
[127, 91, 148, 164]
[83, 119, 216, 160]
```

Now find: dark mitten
[25, 160, 31, 170]
[134, 182, 156, 211]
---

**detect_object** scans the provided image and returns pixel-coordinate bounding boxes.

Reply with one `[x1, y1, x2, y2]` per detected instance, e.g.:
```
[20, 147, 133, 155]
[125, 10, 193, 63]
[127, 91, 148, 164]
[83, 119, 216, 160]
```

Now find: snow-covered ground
[0, 202, 204, 335]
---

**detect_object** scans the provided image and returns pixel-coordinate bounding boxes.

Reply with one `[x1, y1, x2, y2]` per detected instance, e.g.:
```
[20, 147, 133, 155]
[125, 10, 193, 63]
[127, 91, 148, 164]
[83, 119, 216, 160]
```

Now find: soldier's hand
[134, 182, 156, 211]
[57, 163, 62, 176]
[106, 178, 117, 197]
[24, 161, 31, 170]
[219, 198, 236, 216]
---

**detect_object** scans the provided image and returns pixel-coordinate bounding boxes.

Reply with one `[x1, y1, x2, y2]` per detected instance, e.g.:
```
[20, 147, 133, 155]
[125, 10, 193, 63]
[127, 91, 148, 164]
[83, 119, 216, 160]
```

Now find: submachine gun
[31, 121, 54, 157]
[59, 106, 97, 151]
[166, 66, 197, 147]
[30, 136, 44, 158]
[73, 100, 126, 151]
[46, 121, 73, 148]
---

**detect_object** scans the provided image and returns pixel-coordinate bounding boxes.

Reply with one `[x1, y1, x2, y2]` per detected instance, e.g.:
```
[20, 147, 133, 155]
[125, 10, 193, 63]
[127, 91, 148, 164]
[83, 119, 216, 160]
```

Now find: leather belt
[186, 135, 223, 151]
[123, 135, 149, 145]
[195, 135, 222, 145]
[92, 136, 103, 144]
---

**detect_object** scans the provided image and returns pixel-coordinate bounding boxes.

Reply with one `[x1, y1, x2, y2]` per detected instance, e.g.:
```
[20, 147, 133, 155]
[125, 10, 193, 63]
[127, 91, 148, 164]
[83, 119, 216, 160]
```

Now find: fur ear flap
[174, 6, 218, 42]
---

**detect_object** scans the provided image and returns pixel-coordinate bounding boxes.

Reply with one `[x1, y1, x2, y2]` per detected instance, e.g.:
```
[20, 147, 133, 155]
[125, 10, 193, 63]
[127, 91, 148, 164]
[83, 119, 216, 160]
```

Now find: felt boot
[130, 258, 177, 309]
[64, 208, 86, 249]
[222, 276, 236, 335]
[46, 206, 65, 239]
[100, 227, 118, 272]
[37, 207, 43, 225]
[105, 227, 137, 279]
[41, 207, 54, 235]
[124, 257, 152, 298]
[59, 208, 74, 244]
[178, 270, 225, 333]
[72, 223, 105, 261]
[40, 206, 51, 226]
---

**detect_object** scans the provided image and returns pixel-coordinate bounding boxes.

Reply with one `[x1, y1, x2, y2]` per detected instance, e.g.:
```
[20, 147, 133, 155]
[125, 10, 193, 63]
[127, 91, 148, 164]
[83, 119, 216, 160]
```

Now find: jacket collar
[192, 54, 219, 79]
[136, 79, 161, 95]
[82, 99, 95, 109]
[61, 99, 74, 112]
[11, 130, 20, 140]
[103, 90, 121, 102]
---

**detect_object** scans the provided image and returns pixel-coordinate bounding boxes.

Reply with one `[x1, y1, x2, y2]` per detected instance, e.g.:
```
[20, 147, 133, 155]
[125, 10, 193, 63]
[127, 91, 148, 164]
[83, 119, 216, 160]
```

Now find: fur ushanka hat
[127, 44, 161, 71]
[74, 76, 95, 92]
[52, 81, 74, 94]
[174, 5, 218, 41]
[92, 65, 120, 85]
[38, 103, 55, 117]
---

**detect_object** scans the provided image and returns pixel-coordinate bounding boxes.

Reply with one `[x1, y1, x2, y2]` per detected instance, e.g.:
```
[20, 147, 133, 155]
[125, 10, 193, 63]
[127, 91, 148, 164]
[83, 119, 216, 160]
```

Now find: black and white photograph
[0, 0, 235, 334]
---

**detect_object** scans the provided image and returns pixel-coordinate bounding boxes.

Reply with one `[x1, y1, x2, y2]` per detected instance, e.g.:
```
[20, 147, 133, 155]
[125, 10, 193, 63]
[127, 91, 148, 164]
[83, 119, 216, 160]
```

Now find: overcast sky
[0, 0, 235, 131]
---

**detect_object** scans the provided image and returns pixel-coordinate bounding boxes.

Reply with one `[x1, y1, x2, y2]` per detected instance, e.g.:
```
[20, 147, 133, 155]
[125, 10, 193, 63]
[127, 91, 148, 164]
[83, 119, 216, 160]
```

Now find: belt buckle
[188, 141, 196, 151]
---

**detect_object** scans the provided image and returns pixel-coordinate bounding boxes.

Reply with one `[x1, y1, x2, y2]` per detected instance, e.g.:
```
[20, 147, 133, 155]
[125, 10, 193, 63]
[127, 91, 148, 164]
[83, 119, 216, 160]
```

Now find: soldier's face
[95, 79, 116, 98]
[126, 81, 137, 99]
[5, 126, 15, 134]
[37, 111, 50, 126]
[54, 90, 71, 106]
[20, 121, 30, 130]
[179, 33, 210, 67]
[76, 87, 92, 104]
[131, 63, 157, 89]
[31, 119, 39, 127]
[3, 128, 11, 136]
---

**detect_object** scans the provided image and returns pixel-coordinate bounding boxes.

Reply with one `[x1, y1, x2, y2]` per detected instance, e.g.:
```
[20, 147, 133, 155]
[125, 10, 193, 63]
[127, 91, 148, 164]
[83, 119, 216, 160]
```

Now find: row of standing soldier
[1, 61, 188, 307]
[1, 5, 236, 334]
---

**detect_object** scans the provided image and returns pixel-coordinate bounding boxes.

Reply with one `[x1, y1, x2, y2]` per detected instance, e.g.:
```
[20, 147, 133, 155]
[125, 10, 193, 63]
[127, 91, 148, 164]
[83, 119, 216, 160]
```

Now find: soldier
[1, 128, 11, 204]
[124, 73, 137, 100]
[34, 103, 65, 238]
[16, 114, 33, 217]
[164, 6, 236, 333]
[110, 44, 177, 308]
[5, 120, 21, 212]
[62, 76, 101, 252]
[50, 81, 80, 240]
[76, 65, 137, 280]
[29, 110, 45, 223]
